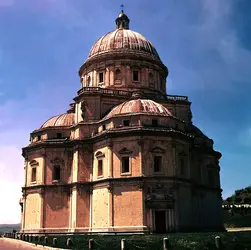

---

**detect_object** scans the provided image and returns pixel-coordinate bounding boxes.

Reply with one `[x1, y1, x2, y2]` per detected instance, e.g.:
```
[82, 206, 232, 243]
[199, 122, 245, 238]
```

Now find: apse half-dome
[104, 99, 172, 119]
[40, 113, 75, 129]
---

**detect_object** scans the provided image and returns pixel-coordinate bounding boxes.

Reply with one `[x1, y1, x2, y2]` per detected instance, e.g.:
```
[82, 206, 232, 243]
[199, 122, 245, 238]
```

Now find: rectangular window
[152, 119, 158, 127]
[121, 156, 130, 173]
[31, 167, 36, 182]
[133, 70, 139, 81]
[37, 135, 41, 141]
[123, 120, 130, 126]
[154, 156, 162, 172]
[98, 159, 103, 176]
[208, 170, 214, 186]
[180, 158, 185, 176]
[57, 133, 62, 139]
[102, 124, 106, 131]
[53, 165, 61, 181]
[99, 72, 104, 83]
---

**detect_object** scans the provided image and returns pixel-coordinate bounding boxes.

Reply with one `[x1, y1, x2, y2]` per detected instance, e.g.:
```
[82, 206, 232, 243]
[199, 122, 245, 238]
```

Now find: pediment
[151, 147, 165, 154]
[179, 150, 187, 157]
[51, 157, 64, 165]
[95, 151, 105, 158]
[118, 147, 132, 155]
[30, 160, 39, 166]
[207, 163, 215, 168]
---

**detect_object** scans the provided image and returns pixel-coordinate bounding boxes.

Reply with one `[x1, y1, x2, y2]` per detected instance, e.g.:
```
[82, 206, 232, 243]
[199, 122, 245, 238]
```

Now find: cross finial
[120, 4, 124, 12]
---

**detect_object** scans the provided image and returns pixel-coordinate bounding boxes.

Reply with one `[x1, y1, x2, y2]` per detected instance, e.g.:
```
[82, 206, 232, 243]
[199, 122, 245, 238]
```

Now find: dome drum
[79, 59, 167, 94]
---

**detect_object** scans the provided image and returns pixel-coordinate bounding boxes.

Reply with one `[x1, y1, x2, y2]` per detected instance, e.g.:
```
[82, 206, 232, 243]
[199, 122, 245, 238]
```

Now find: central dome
[87, 10, 160, 60]
[88, 29, 160, 59]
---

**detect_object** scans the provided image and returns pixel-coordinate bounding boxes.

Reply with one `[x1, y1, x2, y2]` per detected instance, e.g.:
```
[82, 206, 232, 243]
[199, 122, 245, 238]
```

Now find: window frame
[115, 68, 122, 84]
[97, 159, 103, 178]
[95, 151, 105, 179]
[98, 72, 104, 84]
[30, 160, 39, 184]
[208, 169, 215, 186]
[152, 119, 158, 127]
[180, 156, 186, 176]
[132, 70, 139, 82]
[87, 75, 91, 86]
[120, 155, 131, 175]
[56, 133, 62, 139]
[123, 120, 130, 126]
[149, 72, 154, 88]
[153, 155, 162, 173]
[52, 164, 61, 182]
[31, 167, 37, 183]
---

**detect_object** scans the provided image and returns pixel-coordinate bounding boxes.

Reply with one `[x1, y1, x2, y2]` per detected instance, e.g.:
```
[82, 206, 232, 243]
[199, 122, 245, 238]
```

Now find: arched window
[149, 72, 154, 88]
[53, 165, 61, 181]
[115, 69, 122, 84]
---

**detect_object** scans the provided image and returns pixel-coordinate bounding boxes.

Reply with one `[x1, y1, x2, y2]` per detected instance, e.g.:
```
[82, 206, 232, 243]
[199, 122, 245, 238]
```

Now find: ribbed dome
[88, 29, 160, 59]
[41, 113, 75, 129]
[104, 99, 172, 119]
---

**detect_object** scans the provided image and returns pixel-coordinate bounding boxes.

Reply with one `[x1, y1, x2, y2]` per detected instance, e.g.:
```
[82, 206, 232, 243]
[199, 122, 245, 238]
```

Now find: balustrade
[77, 87, 188, 102]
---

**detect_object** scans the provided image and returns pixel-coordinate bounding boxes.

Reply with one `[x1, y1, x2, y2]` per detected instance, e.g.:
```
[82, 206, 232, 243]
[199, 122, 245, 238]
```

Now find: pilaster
[107, 141, 113, 178]
[71, 186, 77, 229]
[39, 188, 45, 230]
[107, 186, 114, 229]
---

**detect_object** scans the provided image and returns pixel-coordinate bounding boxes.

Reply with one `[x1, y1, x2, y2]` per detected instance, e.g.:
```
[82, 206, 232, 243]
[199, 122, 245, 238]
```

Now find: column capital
[107, 186, 113, 193]
[107, 140, 113, 148]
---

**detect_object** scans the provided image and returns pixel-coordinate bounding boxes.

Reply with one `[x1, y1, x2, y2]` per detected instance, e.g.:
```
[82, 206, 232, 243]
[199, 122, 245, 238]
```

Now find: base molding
[21, 226, 150, 234]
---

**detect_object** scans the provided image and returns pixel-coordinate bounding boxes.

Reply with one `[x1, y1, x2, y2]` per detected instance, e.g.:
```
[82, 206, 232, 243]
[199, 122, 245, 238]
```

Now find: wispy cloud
[162, 0, 251, 92]
[21, 0, 90, 29]
[237, 127, 251, 147]
[0, 0, 15, 7]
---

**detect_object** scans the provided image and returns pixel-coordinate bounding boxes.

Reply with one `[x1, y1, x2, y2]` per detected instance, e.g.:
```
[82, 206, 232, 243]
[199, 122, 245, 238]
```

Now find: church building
[20, 10, 223, 234]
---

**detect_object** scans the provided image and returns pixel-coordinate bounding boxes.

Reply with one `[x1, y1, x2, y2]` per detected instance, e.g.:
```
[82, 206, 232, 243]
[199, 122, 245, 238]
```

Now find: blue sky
[0, 0, 250, 224]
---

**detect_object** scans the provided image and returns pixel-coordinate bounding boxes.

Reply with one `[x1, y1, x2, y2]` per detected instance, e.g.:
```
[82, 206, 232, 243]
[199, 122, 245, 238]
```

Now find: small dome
[88, 29, 160, 59]
[41, 113, 75, 129]
[104, 99, 172, 119]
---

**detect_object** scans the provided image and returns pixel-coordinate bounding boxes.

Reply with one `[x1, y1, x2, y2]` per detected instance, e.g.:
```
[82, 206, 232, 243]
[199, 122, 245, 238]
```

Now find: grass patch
[224, 210, 251, 228]
[25, 231, 251, 250]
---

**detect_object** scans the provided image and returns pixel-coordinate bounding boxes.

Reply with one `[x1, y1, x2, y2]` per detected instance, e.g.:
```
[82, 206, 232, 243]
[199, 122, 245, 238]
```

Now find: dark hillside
[0, 223, 20, 235]
[224, 186, 251, 204]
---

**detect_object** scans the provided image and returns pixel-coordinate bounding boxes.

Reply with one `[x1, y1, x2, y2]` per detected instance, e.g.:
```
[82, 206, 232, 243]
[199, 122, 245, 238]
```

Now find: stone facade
[20, 10, 224, 234]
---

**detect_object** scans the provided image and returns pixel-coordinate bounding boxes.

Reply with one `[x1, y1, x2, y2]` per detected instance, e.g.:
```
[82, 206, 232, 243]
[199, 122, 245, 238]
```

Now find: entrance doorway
[154, 210, 166, 233]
